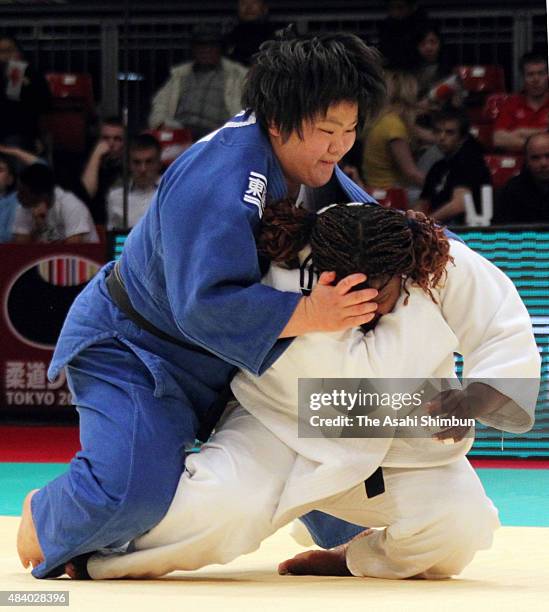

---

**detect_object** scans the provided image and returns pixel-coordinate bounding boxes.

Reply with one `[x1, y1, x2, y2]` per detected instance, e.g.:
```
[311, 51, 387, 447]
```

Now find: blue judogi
[33, 112, 375, 578]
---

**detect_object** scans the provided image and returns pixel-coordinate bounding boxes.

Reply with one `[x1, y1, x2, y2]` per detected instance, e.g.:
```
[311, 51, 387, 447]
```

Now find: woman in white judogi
[85, 203, 540, 580]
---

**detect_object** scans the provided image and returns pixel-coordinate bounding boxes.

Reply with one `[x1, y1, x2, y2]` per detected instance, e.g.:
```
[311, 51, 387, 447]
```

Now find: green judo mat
[1, 463, 548, 527]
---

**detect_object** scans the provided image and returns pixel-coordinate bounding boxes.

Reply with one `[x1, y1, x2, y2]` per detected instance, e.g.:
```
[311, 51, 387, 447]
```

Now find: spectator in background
[148, 24, 248, 141]
[12, 163, 98, 243]
[0, 35, 51, 151]
[0, 142, 46, 241]
[413, 22, 454, 103]
[80, 116, 125, 225]
[412, 23, 464, 153]
[361, 70, 425, 191]
[377, 0, 429, 70]
[415, 108, 491, 225]
[0, 152, 18, 242]
[493, 51, 549, 153]
[410, 23, 453, 171]
[493, 132, 549, 224]
[107, 134, 161, 230]
[224, 0, 281, 67]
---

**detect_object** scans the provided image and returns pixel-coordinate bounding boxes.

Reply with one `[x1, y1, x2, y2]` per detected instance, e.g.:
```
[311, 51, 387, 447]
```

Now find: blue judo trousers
[32, 113, 373, 578]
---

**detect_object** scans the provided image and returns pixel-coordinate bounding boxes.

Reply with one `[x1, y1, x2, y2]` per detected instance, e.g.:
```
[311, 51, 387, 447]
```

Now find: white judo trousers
[87, 241, 539, 580]
[87, 403, 499, 580]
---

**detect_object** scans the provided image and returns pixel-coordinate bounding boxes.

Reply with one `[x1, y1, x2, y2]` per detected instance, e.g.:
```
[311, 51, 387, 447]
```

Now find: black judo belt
[364, 467, 385, 498]
[106, 261, 211, 355]
[106, 261, 234, 441]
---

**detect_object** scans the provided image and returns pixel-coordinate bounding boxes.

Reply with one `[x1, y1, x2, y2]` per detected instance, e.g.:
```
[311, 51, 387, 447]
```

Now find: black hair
[101, 115, 124, 128]
[520, 51, 548, 72]
[0, 153, 17, 194]
[414, 20, 442, 48]
[432, 107, 470, 138]
[19, 164, 55, 199]
[131, 133, 161, 155]
[242, 31, 386, 138]
[258, 200, 453, 305]
[190, 23, 223, 46]
[0, 34, 22, 53]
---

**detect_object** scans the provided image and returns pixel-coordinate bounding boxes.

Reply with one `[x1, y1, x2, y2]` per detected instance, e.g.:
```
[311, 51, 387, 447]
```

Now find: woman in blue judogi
[17, 32, 388, 578]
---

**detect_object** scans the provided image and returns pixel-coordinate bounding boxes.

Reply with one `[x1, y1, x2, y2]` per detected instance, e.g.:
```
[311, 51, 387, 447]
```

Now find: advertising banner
[0, 244, 105, 417]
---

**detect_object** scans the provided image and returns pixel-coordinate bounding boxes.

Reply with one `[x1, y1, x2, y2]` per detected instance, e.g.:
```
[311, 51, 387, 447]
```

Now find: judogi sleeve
[157, 143, 301, 376]
[439, 240, 540, 433]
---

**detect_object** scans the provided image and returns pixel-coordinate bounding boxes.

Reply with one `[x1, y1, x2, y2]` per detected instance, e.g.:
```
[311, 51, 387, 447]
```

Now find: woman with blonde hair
[361, 70, 425, 190]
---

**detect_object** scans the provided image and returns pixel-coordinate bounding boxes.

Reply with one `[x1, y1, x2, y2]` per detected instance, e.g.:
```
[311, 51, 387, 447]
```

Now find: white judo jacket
[231, 241, 540, 526]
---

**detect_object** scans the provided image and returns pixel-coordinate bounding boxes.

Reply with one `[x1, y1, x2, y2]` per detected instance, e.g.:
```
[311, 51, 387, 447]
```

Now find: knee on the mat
[440, 494, 500, 552]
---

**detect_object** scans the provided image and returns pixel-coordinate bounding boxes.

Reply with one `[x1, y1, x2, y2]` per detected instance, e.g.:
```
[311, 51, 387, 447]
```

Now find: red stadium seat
[482, 93, 510, 123]
[40, 110, 88, 153]
[468, 93, 510, 125]
[148, 128, 193, 168]
[367, 187, 409, 211]
[484, 154, 523, 190]
[42, 73, 95, 153]
[470, 124, 494, 151]
[456, 65, 506, 94]
[45, 72, 95, 114]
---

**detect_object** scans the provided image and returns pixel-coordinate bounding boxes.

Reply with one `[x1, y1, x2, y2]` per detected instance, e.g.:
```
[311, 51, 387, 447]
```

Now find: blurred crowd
[1, 0, 548, 245]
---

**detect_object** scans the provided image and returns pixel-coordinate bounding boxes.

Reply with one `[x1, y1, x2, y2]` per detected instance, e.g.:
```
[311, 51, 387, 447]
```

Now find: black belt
[106, 261, 211, 356]
[106, 262, 235, 442]
[364, 467, 385, 498]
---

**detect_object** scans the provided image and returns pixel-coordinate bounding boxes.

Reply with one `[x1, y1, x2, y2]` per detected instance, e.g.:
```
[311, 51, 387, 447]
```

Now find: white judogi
[87, 241, 540, 580]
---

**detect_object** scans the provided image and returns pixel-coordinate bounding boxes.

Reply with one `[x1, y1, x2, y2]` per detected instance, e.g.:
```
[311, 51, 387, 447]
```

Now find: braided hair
[257, 200, 453, 303]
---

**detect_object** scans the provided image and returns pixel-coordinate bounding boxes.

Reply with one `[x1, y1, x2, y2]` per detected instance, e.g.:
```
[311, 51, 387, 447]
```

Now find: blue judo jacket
[41, 112, 382, 564]
[49, 112, 376, 423]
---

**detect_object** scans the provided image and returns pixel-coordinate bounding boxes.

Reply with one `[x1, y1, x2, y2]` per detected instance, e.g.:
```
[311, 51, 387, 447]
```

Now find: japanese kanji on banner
[0, 244, 105, 416]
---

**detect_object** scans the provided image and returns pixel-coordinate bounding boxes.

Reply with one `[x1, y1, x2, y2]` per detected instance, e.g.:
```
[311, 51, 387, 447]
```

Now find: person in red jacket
[494, 51, 549, 153]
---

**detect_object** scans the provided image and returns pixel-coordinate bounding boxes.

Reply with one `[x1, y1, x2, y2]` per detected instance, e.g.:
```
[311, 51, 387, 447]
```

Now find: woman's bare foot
[63, 553, 93, 580]
[65, 563, 78, 579]
[278, 545, 352, 576]
[17, 490, 44, 570]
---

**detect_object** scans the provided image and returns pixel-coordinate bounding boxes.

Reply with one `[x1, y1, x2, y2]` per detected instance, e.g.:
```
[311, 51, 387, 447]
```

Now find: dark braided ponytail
[312, 204, 414, 282]
[404, 210, 453, 302]
[257, 198, 316, 264]
[313, 205, 453, 303]
[257, 201, 453, 302]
